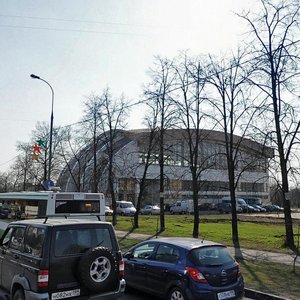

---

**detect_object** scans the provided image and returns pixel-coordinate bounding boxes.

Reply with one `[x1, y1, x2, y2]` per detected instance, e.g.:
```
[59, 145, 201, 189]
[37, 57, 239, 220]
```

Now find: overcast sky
[0, 0, 255, 171]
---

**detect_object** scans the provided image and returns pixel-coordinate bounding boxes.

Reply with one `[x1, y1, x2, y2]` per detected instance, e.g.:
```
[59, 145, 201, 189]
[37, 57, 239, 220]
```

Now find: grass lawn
[112, 214, 293, 253]
[239, 259, 300, 300]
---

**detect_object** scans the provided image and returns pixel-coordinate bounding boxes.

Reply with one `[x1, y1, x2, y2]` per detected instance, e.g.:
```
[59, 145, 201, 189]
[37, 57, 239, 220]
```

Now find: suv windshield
[189, 246, 234, 266]
[55, 227, 112, 256]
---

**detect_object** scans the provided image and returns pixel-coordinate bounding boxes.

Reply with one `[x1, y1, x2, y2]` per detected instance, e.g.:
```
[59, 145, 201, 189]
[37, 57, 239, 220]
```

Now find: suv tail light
[185, 267, 207, 283]
[38, 270, 49, 287]
[119, 259, 125, 278]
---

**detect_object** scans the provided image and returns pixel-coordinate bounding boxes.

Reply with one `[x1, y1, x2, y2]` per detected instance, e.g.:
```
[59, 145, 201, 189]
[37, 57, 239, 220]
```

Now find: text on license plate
[52, 289, 80, 300]
[217, 289, 235, 300]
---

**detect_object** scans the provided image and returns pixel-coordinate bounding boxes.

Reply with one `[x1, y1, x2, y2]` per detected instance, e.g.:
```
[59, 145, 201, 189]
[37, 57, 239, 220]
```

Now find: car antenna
[200, 234, 206, 243]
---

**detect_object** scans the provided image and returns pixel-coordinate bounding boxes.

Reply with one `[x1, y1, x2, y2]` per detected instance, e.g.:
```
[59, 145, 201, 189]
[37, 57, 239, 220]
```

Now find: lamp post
[30, 74, 54, 181]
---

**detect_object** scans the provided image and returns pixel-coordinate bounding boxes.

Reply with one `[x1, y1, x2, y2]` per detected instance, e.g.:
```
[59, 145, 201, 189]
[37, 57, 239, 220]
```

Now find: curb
[245, 288, 290, 300]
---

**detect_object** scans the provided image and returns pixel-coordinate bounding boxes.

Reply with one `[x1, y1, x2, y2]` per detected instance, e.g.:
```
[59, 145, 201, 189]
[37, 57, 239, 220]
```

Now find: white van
[170, 200, 194, 214]
[116, 201, 136, 216]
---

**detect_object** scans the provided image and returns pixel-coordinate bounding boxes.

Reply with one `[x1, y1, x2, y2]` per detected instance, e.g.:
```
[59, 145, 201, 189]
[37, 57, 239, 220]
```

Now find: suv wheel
[78, 247, 117, 292]
[13, 289, 25, 300]
[168, 287, 186, 300]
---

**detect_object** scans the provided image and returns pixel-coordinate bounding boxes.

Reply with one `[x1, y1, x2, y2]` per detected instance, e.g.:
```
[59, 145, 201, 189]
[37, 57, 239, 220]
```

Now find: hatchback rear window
[189, 246, 234, 266]
[55, 227, 112, 256]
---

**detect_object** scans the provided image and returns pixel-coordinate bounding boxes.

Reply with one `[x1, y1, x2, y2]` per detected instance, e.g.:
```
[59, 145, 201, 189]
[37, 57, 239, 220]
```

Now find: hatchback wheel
[168, 287, 186, 300]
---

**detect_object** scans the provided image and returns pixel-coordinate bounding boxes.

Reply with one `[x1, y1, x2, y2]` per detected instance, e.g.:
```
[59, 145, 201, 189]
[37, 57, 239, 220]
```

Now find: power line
[0, 24, 147, 37]
[0, 156, 18, 167]
[0, 14, 153, 28]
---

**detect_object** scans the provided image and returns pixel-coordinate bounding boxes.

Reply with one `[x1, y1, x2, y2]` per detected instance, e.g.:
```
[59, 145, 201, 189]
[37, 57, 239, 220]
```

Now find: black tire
[168, 287, 186, 300]
[13, 289, 25, 300]
[78, 247, 117, 292]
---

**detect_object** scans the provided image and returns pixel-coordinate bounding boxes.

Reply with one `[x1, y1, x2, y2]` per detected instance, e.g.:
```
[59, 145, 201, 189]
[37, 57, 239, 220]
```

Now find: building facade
[57, 129, 274, 206]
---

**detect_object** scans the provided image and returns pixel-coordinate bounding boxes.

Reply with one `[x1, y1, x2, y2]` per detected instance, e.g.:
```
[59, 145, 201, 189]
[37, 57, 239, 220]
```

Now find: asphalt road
[0, 288, 253, 300]
[122, 288, 253, 299]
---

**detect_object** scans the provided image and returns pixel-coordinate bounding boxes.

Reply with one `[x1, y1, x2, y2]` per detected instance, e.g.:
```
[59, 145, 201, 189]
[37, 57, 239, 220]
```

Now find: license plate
[217, 290, 235, 300]
[51, 289, 80, 300]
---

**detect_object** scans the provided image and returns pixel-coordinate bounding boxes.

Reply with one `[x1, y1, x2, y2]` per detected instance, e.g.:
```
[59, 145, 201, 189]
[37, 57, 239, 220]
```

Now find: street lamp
[30, 74, 54, 181]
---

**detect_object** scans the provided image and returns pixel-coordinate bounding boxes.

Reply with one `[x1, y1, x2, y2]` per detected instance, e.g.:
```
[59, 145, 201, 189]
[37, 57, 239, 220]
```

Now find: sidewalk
[115, 230, 300, 267]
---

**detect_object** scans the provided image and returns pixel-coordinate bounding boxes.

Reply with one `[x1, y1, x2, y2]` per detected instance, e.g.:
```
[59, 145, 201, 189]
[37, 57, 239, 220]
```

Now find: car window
[155, 244, 180, 263]
[1, 227, 14, 247]
[132, 243, 156, 259]
[10, 227, 25, 251]
[54, 227, 113, 256]
[189, 246, 235, 266]
[24, 226, 45, 257]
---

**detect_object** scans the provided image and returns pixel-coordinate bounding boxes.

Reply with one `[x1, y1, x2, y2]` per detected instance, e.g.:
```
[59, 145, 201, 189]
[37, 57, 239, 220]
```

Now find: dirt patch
[238, 214, 300, 225]
[201, 214, 300, 225]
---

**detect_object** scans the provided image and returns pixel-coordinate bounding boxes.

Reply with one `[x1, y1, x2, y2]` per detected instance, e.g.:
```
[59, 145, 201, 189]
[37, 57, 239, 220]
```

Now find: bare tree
[144, 56, 177, 232]
[81, 94, 104, 193]
[93, 88, 129, 226]
[0, 172, 13, 192]
[171, 53, 212, 238]
[132, 129, 159, 229]
[238, 0, 300, 249]
[10, 141, 43, 191]
[30, 121, 67, 184]
[57, 126, 90, 192]
[206, 51, 256, 247]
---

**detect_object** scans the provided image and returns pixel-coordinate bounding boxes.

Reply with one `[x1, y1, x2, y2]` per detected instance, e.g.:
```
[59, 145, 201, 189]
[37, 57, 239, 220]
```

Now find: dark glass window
[55, 200, 100, 214]
[24, 226, 45, 257]
[54, 227, 112, 256]
[132, 243, 156, 259]
[155, 244, 180, 263]
[10, 227, 25, 251]
[189, 246, 234, 266]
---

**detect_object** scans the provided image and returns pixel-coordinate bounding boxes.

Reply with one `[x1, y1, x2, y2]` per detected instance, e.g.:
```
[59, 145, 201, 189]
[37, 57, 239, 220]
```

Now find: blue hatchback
[124, 237, 244, 300]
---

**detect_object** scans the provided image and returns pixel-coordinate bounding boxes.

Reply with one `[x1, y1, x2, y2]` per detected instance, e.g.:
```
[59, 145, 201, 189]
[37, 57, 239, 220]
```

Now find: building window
[240, 182, 265, 193]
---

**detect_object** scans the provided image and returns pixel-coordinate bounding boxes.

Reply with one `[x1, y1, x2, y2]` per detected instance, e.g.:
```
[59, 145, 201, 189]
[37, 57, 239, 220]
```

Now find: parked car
[216, 201, 242, 214]
[273, 205, 284, 212]
[116, 201, 136, 216]
[262, 204, 284, 212]
[0, 216, 126, 300]
[243, 204, 260, 213]
[105, 206, 114, 216]
[124, 237, 244, 300]
[216, 202, 232, 214]
[140, 205, 160, 215]
[198, 203, 215, 211]
[0, 207, 10, 219]
[251, 204, 266, 212]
